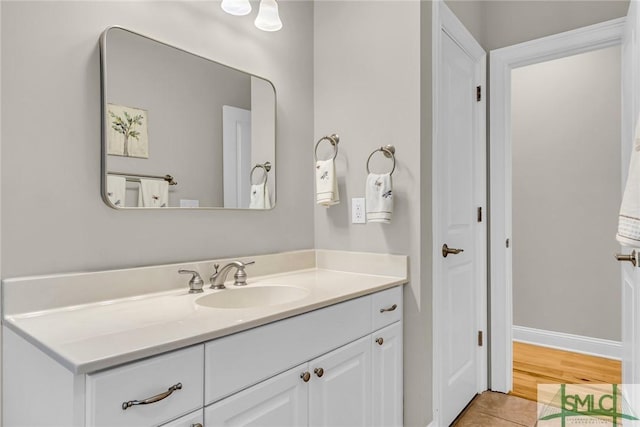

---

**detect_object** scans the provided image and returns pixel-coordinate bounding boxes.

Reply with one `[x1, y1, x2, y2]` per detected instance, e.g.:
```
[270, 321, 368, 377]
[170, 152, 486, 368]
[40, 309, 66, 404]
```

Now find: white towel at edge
[250, 182, 272, 209]
[106, 175, 126, 207]
[618, 115, 640, 246]
[316, 159, 339, 206]
[138, 179, 169, 208]
[366, 173, 393, 224]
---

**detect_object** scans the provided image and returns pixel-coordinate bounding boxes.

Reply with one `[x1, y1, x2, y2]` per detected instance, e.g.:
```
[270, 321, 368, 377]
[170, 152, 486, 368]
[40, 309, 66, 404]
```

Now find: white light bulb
[221, 0, 251, 16]
[254, 0, 283, 32]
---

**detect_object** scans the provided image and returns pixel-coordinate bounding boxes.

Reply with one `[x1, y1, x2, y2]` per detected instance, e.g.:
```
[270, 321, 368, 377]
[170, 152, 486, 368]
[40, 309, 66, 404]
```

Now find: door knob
[442, 244, 464, 258]
[314, 368, 324, 378]
[300, 372, 311, 382]
[615, 250, 637, 266]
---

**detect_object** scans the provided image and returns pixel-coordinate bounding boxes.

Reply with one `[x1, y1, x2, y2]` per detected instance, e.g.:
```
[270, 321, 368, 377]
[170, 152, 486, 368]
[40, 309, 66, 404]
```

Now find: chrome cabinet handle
[380, 304, 397, 313]
[121, 383, 182, 410]
[615, 250, 637, 267]
[314, 368, 324, 378]
[376, 337, 384, 345]
[442, 244, 464, 258]
[300, 371, 311, 382]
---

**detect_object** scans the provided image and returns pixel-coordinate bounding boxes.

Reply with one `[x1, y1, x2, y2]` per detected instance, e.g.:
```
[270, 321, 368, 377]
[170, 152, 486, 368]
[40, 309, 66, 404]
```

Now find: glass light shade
[254, 0, 283, 32]
[221, 0, 251, 16]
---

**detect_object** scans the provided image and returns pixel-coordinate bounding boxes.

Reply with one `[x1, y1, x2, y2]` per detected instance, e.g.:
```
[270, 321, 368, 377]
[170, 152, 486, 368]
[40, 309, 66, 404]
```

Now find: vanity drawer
[372, 286, 402, 330]
[86, 345, 204, 427]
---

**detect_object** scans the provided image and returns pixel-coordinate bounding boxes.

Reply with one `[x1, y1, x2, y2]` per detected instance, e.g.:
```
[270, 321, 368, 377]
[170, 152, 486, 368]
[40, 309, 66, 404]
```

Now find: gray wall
[1, 0, 314, 277]
[483, 1, 629, 51]
[445, 1, 629, 51]
[106, 27, 252, 207]
[313, 1, 428, 425]
[512, 46, 622, 341]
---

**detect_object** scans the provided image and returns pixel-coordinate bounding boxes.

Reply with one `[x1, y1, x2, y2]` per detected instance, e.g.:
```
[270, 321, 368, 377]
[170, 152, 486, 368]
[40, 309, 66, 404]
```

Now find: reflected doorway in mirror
[107, 103, 149, 158]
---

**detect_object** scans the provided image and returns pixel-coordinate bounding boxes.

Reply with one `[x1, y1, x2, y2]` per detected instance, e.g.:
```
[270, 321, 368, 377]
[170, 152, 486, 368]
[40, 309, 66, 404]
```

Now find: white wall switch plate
[180, 199, 200, 208]
[352, 198, 366, 224]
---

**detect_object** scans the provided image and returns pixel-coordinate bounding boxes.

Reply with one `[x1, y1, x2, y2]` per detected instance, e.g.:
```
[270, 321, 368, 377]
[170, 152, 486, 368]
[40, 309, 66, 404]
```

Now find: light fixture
[254, 0, 283, 32]
[221, 0, 252, 16]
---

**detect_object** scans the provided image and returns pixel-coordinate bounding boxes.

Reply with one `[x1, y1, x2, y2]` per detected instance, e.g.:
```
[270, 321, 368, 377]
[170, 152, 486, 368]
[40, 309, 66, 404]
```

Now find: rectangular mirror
[100, 27, 276, 209]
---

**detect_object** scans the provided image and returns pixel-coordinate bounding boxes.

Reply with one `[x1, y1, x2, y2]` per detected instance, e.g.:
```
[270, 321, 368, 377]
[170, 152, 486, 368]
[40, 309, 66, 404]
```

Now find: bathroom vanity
[2, 250, 406, 427]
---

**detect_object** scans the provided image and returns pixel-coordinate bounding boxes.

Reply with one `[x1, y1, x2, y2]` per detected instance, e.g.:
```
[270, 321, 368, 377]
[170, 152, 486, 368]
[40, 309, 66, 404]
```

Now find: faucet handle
[178, 269, 204, 294]
[234, 261, 255, 286]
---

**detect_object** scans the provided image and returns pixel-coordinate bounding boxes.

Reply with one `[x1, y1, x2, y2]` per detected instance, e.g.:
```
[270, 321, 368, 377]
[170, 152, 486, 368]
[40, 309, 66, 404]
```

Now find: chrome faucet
[210, 260, 255, 290]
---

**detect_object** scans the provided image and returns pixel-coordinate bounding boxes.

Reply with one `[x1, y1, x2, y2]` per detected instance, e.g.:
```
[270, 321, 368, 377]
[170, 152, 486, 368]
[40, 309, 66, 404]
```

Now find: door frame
[432, 1, 487, 424]
[488, 17, 625, 393]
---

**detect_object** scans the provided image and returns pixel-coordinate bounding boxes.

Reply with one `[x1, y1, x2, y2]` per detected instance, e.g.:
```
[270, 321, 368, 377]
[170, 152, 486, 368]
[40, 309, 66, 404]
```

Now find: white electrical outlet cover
[352, 198, 366, 224]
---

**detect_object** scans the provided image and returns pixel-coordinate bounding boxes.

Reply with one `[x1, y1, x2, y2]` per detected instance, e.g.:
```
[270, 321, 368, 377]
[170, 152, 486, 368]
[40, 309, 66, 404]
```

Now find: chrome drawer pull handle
[380, 304, 397, 313]
[121, 383, 182, 410]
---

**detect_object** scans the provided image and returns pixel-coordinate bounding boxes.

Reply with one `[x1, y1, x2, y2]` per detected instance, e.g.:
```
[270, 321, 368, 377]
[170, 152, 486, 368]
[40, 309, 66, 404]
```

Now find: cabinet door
[308, 336, 371, 427]
[372, 322, 403, 427]
[160, 409, 203, 427]
[205, 363, 308, 426]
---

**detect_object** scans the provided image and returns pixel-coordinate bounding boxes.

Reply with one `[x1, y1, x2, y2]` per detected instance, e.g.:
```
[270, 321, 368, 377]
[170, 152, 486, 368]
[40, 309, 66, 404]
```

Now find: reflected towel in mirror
[250, 182, 272, 209]
[137, 179, 169, 208]
[106, 175, 126, 207]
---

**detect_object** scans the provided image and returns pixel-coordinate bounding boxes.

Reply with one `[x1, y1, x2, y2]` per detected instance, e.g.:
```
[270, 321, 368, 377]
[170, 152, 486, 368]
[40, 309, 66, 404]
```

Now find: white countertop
[4, 267, 406, 374]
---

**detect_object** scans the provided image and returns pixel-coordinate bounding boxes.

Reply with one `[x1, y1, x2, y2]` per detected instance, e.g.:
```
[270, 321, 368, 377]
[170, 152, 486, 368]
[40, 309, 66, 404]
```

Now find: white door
[372, 322, 403, 427]
[434, 3, 487, 426]
[223, 105, 252, 208]
[204, 363, 308, 426]
[308, 336, 371, 427]
[621, 0, 640, 406]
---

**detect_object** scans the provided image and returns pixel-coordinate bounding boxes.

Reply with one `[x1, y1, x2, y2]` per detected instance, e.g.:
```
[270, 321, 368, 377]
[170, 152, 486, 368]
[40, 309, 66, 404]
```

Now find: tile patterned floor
[452, 391, 538, 426]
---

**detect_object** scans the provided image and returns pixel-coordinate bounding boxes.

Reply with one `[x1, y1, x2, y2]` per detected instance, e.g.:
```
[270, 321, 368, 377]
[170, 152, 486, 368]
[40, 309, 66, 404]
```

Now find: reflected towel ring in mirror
[250, 161, 271, 185]
[366, 145, 396, 175]
[314, 134, 340, 162]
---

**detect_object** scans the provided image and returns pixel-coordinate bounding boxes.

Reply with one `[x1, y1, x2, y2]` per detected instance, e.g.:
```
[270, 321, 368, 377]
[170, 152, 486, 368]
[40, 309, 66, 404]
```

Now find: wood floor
[511, 341, 621, 401]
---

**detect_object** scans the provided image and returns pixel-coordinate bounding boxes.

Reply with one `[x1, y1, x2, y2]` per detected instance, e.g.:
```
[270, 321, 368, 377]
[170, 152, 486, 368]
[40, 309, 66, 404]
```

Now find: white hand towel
[366, 173, 393, 224]
[618, 116, 640, 246]
[249, 182, 272, 209]
[137, 179, 169, 208]
[316, 159, 339, 206]
[106, 175, 126, 207]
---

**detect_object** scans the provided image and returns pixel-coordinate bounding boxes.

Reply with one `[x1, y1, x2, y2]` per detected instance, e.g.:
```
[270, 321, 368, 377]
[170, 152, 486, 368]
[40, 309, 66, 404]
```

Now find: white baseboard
[512, 325, 621, 360]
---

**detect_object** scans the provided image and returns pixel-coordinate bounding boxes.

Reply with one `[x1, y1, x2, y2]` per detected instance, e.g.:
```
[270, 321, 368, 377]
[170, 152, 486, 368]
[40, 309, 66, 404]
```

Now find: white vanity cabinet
[308, 336, 372, 426]
[372, 321, 403, 427]
[204, 286, 403, 427]
[205, 363, 309, 426]
[160, 409, 204, 427]
[3, 285, 403, 427]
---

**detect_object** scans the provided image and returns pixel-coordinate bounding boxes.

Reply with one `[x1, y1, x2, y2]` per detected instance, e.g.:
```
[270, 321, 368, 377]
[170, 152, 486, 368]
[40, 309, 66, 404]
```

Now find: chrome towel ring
[250, 161, 271, 185]
[366, 145, 396, 175]
[314, 134, 340, 161]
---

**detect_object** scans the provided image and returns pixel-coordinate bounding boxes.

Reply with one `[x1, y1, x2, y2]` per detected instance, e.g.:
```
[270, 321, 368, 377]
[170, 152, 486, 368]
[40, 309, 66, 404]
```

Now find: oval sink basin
[196, 286, 310, 309]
